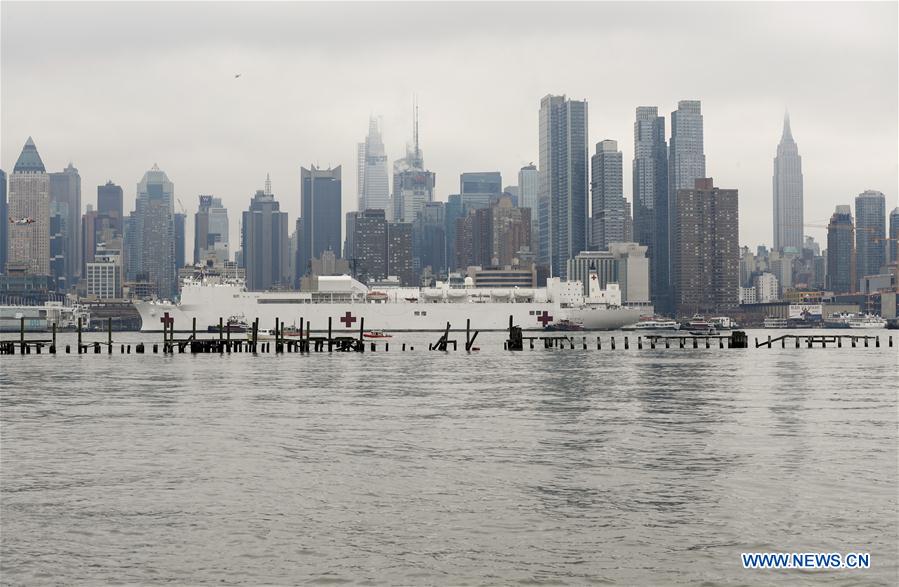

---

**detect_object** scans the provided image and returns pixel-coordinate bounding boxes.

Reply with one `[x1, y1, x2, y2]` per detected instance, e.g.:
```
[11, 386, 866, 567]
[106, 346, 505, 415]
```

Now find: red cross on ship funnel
[537, 311, 553, 326]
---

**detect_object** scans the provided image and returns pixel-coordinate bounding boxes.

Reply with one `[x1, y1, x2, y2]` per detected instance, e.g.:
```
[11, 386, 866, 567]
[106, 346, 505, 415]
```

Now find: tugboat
[543, 319, 585, 332]
[363, 330, 392, 339]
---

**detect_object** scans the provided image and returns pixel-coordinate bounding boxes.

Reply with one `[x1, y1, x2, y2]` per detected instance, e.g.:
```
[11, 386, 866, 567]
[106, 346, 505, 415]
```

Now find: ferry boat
[134, 269, 644, 333]
[824, 313, 852, 329]
[685, 315, 717, 335]
[623, 319, 680, 331]
[847, 314, 887, 329]
[763, 317, 789, 329]
[0, 302, 90, 332]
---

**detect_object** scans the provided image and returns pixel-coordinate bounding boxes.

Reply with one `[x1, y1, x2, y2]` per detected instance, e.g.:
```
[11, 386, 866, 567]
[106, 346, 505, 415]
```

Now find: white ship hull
[134, 291, 641, 332]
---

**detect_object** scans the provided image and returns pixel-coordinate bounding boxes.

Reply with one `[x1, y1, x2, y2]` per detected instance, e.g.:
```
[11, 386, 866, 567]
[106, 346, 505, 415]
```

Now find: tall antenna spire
[413, 94, 420, 163]
[264, 172, 272, 195]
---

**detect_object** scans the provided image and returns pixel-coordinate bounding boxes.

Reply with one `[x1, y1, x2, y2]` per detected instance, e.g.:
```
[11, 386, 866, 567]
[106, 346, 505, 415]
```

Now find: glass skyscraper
[854, 190, 886, 278]
[632, 107, 668, 313]
[538, 94, 588, 279]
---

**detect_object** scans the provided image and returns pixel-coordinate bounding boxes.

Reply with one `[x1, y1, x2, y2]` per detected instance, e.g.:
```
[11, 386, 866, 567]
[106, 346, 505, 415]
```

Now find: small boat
[363, 330, 392, 339]
[685, 315, 717, 335]
[709, 316, 738, 330]
[887, 318, 899, 330]
[544, 319, 585, 332]
[847, 314, 887, 329]
[763, 317, 789, 329]
[208, 315, 249, 333]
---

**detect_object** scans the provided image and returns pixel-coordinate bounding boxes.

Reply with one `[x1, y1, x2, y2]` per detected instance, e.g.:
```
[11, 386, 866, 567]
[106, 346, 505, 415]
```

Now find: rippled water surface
[1, 331, 897, 585]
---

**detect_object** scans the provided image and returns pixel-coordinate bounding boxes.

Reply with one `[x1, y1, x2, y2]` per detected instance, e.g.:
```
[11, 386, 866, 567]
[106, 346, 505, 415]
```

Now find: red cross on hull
[339, 311, 357, 327]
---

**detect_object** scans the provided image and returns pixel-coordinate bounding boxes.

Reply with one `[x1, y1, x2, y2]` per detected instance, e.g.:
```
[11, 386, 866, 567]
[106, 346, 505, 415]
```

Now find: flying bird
[234, 73, 242, 79]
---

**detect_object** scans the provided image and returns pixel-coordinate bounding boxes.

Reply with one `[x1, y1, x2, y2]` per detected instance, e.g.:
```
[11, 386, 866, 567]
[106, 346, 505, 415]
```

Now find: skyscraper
[174, 212, 186, 270]
[854, 190, 886, 278]
[241, 180, 289, 291]
[0, 169, 6, 274]
[386, 222, 414, 286]
[347, 209, 388, 283]
[97, 180, 123, 234]
[671, 178, 739, 315]
[194, 195, 229, 264]
[890, 207, 899, 266]
[300, 165, 342, 277]
[518, 164, 539, 240]
[538, 94, 588, 279]
[460, 171, 502, 210]
[669, 100, 706, 221]
[413, 201, 447, 277]
[633, 107, 669, 313]
[444, 194, 464, 271]
[772, 112, 804, 251]
[7, 137, 50, 276]
[357, 117, 389, 213]
[392, 107, 436, 223]
[127, 164, 176, 299]
[826, 205, 856, 294]
[590, 140, 626, 250]
[48, 162, 82, 290]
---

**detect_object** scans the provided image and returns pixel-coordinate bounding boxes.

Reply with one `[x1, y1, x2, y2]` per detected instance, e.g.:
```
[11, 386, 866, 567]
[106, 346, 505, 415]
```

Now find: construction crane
[176, 198, 187, 215]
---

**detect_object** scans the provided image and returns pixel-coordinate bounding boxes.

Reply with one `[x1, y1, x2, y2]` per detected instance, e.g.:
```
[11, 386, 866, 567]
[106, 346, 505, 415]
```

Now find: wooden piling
[358, 317, 365, 352]
[328, 316, 333, 352]
[624, 336, 629, 350]
[638, 336, 642, 350]
[77, 317, 83, 354]
[20, 316, 25, 355]
[611, 336, 615, 350]
[52, 322, 57, 348]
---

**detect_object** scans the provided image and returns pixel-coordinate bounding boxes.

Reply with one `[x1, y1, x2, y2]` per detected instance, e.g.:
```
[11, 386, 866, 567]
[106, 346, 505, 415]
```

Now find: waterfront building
[825, 205, 855, 294]
[855, 190, 886, 278]
[566, 244, 650, 304]
[300, 165, 342, 278]
[772, 112, 804, 251]
[754, 272, 779, 303]
[392, 108, 435, 223]
[85, 250, 122, 299]
[590, 140, 626, 251]
[890, 207, 899, 265]
[538, 94, 588, 279]
[194, 195, 229, 264]
[7, 137, 50, 276]
[460, 171, 502, 210]
[518, 164, 539, 239]
[126, 164, 177, 299]
[671, 178, 739, 316]
[357, 117, 390, 213]
[632, 106, 669, 312]
[49, 163, 82, 291]
[242, 180, 289, 291]
[739, 286, 757, 304]
[0, 169, 6, 274]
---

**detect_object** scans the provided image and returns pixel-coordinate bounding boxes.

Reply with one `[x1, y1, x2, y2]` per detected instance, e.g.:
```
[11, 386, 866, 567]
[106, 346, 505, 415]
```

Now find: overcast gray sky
[2, 1, 897, 251]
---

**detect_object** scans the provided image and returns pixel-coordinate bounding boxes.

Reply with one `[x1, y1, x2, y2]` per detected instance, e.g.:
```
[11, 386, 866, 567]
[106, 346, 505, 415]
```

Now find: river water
[1, 330, 897, 585]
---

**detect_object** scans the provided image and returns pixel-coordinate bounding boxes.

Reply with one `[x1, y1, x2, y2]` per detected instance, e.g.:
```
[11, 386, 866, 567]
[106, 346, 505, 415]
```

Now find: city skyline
[2, 2, 895, 255]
